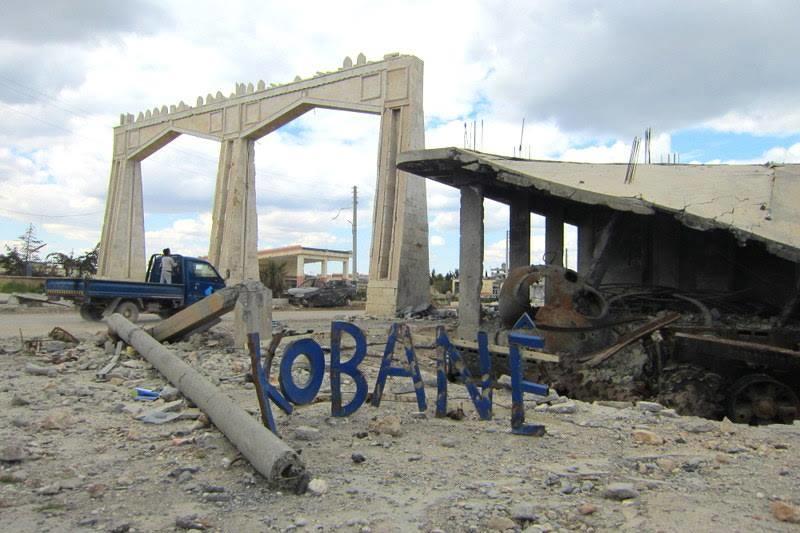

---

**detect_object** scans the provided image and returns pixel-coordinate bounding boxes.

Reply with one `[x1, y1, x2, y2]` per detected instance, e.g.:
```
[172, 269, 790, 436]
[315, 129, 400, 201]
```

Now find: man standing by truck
[160, 248, 176, 284]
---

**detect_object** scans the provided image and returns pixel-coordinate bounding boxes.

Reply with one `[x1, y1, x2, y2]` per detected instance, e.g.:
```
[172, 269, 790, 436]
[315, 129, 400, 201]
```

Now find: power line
[0, 78, 93, 119]
[0, 207, 103, 219]
[0, 77, 379, 212]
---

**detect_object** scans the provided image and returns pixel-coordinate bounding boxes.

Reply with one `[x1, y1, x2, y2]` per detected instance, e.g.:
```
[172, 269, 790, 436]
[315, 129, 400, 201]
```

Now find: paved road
[0, 308, 364, 339]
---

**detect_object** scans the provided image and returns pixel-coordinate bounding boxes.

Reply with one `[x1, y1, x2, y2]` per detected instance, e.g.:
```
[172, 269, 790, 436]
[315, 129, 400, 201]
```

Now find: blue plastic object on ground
[134, 387, 160, 401]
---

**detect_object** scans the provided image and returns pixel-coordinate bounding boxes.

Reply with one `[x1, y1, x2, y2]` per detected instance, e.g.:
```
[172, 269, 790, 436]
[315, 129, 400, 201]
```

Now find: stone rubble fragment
[294, 426, 323, 441]
[369, 415, 403, 437]
[308, 478, 328, 496]
[632, 429, 665, 445]
[602, 483, 640, 501]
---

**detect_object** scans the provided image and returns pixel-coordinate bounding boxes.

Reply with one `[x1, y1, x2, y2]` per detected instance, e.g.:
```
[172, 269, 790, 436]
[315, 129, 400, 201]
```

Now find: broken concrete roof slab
[397, 147, 800, 262]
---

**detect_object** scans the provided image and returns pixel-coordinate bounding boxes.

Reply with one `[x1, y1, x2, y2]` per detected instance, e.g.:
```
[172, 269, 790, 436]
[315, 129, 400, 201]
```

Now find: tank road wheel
[728, 374, 799, 425]
[79, 305, 103, 322]
[115, 301, 140, 323]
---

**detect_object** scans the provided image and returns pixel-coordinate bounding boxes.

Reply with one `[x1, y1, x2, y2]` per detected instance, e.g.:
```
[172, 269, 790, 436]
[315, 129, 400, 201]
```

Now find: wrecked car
[287, 278, 356, 307]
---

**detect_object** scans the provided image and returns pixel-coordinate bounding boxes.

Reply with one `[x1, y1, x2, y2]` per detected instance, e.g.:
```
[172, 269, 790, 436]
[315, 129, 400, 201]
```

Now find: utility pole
[352, 185, 357, 282]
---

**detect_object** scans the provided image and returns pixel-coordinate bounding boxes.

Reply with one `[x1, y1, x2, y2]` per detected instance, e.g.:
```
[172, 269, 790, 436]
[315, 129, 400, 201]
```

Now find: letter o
[279, 338, 325, 405]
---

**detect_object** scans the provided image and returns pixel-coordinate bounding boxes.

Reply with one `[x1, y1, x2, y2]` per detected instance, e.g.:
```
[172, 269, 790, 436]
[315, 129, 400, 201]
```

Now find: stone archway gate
[98, 53, 429, 316]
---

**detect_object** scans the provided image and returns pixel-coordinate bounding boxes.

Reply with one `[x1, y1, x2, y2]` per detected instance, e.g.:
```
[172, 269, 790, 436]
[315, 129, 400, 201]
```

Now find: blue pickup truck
[45, 254, 226, 322]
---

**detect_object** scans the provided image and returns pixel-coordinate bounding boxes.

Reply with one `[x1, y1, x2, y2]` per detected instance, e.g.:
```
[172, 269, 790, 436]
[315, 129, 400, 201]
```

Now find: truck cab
[146, 254, 226, 307]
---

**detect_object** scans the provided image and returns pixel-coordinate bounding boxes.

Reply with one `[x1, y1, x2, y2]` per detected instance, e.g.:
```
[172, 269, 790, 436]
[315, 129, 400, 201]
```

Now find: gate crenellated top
[113, 53, 422, 161]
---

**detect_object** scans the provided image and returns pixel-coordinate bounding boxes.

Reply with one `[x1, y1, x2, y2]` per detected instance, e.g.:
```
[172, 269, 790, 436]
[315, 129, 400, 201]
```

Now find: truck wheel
[79, 305, 103, 322]
[116, 301, 140, 323]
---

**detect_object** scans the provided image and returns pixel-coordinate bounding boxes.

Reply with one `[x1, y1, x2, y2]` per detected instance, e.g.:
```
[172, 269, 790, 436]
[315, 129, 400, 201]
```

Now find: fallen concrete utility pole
[147, 286, 241, 343]
[107, 314, 309, 493]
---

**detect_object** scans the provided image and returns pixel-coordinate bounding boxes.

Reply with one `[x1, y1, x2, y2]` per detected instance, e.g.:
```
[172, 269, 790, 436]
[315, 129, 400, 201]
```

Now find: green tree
[430, 269, 456, 294]
[19, 223, 46, 263]
[0, 246, 25, 275]
[260, 259, 287, 296]
[47, 251, 79, 277]
[77, 243, 99, 276]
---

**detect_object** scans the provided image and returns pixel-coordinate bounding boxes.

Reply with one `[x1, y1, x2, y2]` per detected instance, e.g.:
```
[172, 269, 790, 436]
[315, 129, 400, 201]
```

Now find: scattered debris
[11, 293, 70, 307]
[134, 387, 160, 401]
[307, 478, 329, 496]
[136, 401, 194, 424]
[632, 429, 664, 445]
[445, 406, 466, 421]
[175, 515, 210, 530]
[369, 415, 403, 436]
[95, 341, 123, 381]
[603, 483, 640, 501]
[294, 426, 322, 441]
[0, 443, 30, 463]
[24, 363, 56, 377]
[48, 326, 79, 344]
[351, 453, 366, 464]
[0, 307, 798, 531]
[771, 501, 800, 523]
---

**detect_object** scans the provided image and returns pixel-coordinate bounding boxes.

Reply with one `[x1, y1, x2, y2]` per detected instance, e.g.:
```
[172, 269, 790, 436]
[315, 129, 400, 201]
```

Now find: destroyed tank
[463, 264, 800, 425]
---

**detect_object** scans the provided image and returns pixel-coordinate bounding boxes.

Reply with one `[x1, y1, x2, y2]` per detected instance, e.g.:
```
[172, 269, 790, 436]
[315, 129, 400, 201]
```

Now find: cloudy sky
[2, 0, 799, 277]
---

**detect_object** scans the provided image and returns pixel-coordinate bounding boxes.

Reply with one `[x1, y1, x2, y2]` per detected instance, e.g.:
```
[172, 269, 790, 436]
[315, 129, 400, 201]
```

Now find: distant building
[451, 270, 506, 300]
[257, 245, 352, 288]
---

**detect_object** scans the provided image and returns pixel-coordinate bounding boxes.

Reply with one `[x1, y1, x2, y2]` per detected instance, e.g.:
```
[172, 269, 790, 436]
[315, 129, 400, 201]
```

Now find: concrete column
[321, 258, 328, 278]
[652, 213, 680, 288]
[509, 197, 531, 270]
[545, 209, 564, 268]
[342, 259, 349, 278]
[457, 185, 484, 340]
[98, 157, 145, 280]
[295, 255, 305, 286]
[366, 59, 429, 316]
[234, 280, 272, 349]
[577, 221, 595, 275]
[209, 138, 259, 284]
[545, 208, 564, 303]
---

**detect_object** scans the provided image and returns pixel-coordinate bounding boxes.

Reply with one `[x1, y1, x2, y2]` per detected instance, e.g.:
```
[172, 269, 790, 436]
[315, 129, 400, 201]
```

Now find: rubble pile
[1, 318, 799, 532]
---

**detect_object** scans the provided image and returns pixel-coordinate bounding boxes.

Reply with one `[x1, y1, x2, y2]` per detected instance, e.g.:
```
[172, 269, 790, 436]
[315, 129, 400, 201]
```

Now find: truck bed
[46, 278, 183, 302]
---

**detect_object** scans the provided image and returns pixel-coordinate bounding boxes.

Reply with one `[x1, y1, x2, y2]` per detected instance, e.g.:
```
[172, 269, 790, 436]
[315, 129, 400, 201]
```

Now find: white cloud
[430, 211, 458, 232]
[698, 141, 800, 166]
[145, 213, 212, 258]
[471, 1, 800, 137]
[484, 238, 506, 266]
[1, 0, 799, 276]
[761, 143, 800, 164]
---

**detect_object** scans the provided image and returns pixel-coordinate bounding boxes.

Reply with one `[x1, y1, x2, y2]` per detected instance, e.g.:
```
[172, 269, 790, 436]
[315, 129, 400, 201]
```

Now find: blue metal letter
[371, 323, 427, 412]
[330, 321, 368, 417]
[247, 332, 292, 436]
[278, 338, 326, 405]
[508, 331, 548, 436]
[434, 327, 493, 420]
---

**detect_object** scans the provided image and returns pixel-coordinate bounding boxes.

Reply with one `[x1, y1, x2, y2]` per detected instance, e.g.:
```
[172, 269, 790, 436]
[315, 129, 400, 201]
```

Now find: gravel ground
[1, 312, 799, 532]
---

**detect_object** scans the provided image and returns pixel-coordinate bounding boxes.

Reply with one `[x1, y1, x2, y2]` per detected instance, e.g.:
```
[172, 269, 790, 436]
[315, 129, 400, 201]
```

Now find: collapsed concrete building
[398, 147, 800, 424]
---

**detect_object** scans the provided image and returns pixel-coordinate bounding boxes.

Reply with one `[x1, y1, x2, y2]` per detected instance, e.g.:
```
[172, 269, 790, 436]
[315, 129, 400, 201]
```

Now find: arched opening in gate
[140, 135, 219, 262]
[253, 108, 379, 288]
